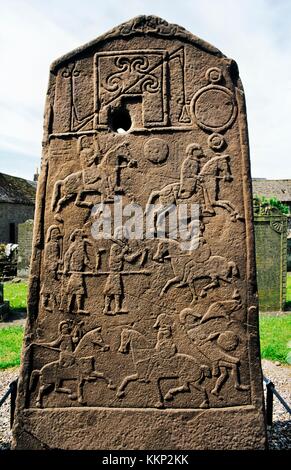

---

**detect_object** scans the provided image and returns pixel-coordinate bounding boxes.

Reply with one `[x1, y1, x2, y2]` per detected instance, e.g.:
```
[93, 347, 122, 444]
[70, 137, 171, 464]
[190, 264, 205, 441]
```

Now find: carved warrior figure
[153, 237, 239, 302]
[61, 229, 93, 315]
[143, 326, 177, 381]
[145, 145, 243, 238]
[178, 143, 213, 215]
[51, 138, 136, 212]
[29, 322, 114, 407]
[186, 329, 250, 397]
[41, 225, 63, 312]
[117, 326, 210, 409]
[13, 16, 266, 450]
[103, 227, 147, 315]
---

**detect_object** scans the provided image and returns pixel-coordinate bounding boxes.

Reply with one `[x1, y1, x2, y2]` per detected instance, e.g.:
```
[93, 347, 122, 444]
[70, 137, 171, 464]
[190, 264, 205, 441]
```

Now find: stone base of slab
[0, 301, 9, 321]
[12, 406, 267, 450]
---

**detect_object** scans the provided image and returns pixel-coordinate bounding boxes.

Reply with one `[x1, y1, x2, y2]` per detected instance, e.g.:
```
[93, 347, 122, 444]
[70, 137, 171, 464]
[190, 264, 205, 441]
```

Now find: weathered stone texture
[254, 211, 287, 311]
[12, 16, 266, 449]
[17, 219, 34, 277]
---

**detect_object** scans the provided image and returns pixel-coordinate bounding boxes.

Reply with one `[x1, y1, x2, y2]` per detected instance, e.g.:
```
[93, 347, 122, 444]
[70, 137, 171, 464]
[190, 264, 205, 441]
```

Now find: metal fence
[0, 378, 18, 427]
[263, 376, 291, 426]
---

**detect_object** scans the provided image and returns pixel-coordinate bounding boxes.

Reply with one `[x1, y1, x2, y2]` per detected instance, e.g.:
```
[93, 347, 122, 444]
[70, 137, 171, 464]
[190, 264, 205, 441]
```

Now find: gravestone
[17, 219, 34, 278]
[287, 235, 291, 271]
[0, 282, 9, 321]
[12, 16, 267, 449]
[254, 203, 287, 311]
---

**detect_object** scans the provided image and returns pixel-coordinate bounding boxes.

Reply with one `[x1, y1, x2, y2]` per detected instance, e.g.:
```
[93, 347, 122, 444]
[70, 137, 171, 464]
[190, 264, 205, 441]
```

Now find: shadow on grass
[0, 308, 26, 326]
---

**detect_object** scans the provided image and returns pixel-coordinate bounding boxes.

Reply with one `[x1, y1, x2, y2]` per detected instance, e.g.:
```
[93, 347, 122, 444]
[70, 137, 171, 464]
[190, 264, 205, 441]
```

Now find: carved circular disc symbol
[206, 67, 222, 84]
[207, 133, 225, 151]
[144, 138, 169, 163]
[192, 85, 237, 132]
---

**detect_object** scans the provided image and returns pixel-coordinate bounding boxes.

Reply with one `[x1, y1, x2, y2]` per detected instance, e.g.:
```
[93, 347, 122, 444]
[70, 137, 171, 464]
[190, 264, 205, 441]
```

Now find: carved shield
[12, 16, 266, 449]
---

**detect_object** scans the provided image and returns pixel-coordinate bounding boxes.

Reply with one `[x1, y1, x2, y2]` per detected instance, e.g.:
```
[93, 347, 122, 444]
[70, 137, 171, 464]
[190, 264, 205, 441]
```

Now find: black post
[10, 379, 18, 428]
[266, 380, 274, 427]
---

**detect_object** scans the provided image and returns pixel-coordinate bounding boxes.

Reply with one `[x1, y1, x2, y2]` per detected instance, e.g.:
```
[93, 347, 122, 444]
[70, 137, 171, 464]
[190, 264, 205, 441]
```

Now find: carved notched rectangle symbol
[94, 50, 168, 128]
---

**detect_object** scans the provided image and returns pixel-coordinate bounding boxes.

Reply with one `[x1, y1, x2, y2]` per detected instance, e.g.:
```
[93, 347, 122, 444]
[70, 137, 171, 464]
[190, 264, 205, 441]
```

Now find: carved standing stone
[12, 15, 266, 450]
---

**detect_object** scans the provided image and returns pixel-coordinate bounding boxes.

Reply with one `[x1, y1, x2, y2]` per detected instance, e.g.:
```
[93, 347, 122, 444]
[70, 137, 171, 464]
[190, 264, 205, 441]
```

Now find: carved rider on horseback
[178, 143, 214, 215]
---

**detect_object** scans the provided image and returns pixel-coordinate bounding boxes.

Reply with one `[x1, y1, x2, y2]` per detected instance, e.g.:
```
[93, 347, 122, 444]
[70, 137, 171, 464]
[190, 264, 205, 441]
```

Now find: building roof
[252, 179, 291, 202]
[0, 172, 36, 205]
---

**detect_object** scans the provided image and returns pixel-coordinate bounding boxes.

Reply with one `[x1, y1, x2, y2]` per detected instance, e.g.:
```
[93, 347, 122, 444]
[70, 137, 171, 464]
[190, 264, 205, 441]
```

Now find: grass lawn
[286, 273, 291, 306]
[4, 280, 28, 311]
[259, 314, 291, 363]
[0, 326, 24, 369]
[0, 280, 290, 368]
[0, 280, 27, 368]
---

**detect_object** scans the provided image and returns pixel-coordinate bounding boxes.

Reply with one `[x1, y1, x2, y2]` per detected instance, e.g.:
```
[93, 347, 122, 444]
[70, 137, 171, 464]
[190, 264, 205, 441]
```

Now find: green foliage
[0, 281, 27, 368]
[259, 314, 291, 363]
[0, 326, 24, 369]
[3, 280, 28, 311]
[253, 195, 289, 215]
[0, 243, 6, 260]
[286, 273, 291, 309]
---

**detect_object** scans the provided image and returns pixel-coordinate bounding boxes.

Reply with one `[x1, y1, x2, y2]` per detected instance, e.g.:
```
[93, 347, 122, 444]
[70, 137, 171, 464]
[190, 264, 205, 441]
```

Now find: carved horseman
[38, 320, 79, 368]
[178, 143, 214, 215]
[79, 135, 101, 186]
[144, 326, 177, 382]
[51, 137, 136, 211]
[13, 16, 266, 450]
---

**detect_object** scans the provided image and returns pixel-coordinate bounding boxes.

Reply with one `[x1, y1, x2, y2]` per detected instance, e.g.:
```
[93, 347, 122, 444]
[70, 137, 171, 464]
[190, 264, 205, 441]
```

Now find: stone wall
[0, 203, 35, 243]
[254, 213, 287, 311]
[17, 219, 34, 277]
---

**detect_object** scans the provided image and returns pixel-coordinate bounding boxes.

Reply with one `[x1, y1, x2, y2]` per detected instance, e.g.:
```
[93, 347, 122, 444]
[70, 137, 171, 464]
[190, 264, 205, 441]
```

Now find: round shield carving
[144, 137, 169, 163]
[192, 85, 237, 132]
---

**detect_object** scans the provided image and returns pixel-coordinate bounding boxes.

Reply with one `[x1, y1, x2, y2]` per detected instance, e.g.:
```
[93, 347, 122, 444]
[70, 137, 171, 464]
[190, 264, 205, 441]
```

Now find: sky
[0, 0, 290, 180]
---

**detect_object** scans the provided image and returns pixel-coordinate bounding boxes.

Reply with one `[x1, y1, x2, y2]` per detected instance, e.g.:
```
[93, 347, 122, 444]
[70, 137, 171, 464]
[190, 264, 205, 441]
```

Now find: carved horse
[117, 328, 210, 408]
[51, 142, 135, 212]
[30, 327, 115, 407]
[153, 239, 239, 302]
[145, 155, 243, 228]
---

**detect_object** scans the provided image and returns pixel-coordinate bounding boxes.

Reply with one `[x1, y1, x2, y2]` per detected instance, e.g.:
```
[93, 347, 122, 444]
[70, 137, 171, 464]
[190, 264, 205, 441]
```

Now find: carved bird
[200, 289, 242, 324]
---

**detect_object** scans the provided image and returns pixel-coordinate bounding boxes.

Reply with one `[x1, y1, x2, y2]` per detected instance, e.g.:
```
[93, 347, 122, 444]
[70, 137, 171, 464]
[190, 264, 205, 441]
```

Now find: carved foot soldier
[61, 229, 93, 315]
[41, 225, 63, 312]
[103, 227, 146, 315]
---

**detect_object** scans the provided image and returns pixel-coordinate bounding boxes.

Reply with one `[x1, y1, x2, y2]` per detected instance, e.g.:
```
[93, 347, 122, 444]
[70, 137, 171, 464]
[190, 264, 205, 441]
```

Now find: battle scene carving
[29, 322, 115, 407]
[30, 123, 250, 410]
[13, 16, 266, 451]
[52, 136, 136, 212]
